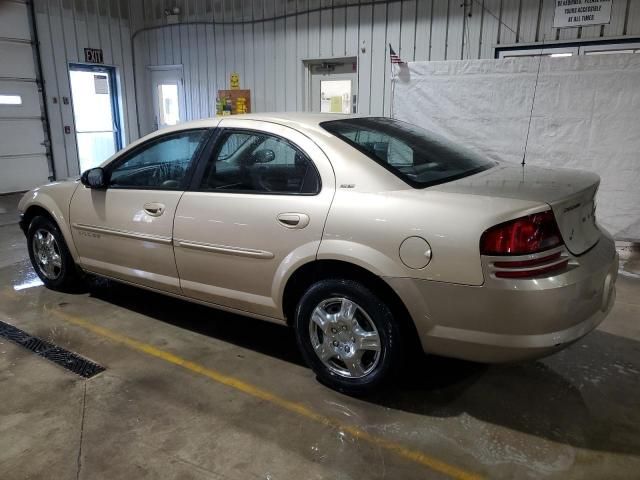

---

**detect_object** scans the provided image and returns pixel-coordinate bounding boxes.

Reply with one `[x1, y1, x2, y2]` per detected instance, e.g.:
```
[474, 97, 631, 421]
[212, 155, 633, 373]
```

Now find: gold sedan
[19, 114, 618, 394]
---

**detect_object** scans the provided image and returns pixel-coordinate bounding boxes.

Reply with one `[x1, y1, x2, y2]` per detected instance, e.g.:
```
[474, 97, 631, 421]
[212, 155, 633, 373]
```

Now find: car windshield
[321, 117, 495, 188]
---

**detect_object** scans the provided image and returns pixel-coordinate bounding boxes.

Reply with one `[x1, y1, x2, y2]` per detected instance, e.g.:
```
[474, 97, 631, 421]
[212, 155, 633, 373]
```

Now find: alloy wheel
[32, 229, 62, 280]
[308, 297, 382, 378]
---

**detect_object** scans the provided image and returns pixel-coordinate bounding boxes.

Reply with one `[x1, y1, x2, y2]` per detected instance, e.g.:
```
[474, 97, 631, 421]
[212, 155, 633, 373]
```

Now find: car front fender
[19, 181, 82, 262]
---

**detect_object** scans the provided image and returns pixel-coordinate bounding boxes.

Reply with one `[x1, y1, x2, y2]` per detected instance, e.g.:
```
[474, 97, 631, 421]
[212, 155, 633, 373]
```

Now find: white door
[69, 65, 121, 173]
[150, 67, 185, 131]
[308, 61, 358, 114]
[0, 1, 49, 193]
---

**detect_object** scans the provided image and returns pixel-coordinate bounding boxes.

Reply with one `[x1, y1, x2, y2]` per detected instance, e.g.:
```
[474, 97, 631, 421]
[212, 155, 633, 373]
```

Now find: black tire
[27, 215, 82, 291]
[294, 279, 404, 395]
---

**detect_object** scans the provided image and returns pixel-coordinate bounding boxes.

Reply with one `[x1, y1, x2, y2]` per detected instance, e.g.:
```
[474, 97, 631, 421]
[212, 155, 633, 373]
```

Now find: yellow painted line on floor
[47, 305, 483, 480]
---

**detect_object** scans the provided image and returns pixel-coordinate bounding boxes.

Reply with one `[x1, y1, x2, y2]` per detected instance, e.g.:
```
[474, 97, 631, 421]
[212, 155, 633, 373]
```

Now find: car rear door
[173, 119, 335, 320]
[69, 129, 210, 293]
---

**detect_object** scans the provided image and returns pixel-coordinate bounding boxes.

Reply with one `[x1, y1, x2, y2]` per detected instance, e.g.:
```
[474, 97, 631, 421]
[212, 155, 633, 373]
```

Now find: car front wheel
[27, 215, 81, 291]
[294, 279, 403, 395]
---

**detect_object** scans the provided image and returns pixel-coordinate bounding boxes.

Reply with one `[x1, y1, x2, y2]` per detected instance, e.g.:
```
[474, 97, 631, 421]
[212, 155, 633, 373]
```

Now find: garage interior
[1, 1, 640, 479]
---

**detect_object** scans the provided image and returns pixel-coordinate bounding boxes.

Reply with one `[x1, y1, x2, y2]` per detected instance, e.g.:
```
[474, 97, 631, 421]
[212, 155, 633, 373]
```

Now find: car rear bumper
[386, 234, 619, 363]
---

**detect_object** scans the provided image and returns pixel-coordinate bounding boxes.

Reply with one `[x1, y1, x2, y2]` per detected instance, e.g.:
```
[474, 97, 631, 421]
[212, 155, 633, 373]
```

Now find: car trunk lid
[432, 163, 601, 255]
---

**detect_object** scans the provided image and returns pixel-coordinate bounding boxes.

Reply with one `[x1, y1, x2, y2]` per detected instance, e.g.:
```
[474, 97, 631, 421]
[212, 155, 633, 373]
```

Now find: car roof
[100, 113, 410, 192]
[233, 112, 362, 125]
[102, 113, 368, 168]
[177, 112, 364, 130]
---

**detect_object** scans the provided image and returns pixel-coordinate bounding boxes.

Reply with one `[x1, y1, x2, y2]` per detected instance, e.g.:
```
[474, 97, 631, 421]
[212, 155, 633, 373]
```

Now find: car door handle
[143, 202, 165, 217]
[277, 213, 310, 229]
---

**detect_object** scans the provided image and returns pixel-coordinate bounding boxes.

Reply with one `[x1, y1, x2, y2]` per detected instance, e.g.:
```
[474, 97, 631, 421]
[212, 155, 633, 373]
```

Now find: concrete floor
[1, 193, 639, 480]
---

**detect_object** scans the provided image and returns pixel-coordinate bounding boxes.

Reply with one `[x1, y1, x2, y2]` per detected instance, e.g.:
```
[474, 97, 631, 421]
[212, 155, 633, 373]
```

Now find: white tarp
[392, 55, 640, 241]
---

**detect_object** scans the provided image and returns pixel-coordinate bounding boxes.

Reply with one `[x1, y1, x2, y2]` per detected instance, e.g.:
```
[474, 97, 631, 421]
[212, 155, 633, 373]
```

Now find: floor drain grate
[0, 320, 105, 378]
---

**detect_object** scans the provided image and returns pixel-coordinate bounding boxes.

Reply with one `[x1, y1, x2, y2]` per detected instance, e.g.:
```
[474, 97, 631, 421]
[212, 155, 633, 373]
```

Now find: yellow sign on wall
[230, 72, 240, 89]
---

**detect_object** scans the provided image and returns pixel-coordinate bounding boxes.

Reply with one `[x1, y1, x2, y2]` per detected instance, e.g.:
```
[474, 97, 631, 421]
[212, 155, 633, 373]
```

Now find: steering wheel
[151, 163, 185, 187]
[150, 164, 168, 186]
[161, 179, 179, 188]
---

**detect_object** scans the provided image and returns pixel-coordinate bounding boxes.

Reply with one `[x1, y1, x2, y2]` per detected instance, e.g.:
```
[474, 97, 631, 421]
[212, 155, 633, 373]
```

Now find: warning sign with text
[553, 0, 612, 28]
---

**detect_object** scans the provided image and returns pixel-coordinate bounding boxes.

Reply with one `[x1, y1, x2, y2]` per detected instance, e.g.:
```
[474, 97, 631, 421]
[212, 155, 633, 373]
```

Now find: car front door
[70, 128, 210, 293]
[173, 119, 335, 319]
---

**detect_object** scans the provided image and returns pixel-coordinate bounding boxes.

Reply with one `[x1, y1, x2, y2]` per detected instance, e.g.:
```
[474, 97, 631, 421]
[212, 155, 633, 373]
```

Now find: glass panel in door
[320, 79, 352, 113]
[69, 66, 120, 172]
[150, 67, 186, 131]
[157, 83, 180, 126]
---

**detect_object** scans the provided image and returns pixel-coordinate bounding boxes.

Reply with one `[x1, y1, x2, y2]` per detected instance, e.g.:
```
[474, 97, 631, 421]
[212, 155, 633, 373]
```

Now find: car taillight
[481, 210, 568, 279]
[480, 210, 563, 256]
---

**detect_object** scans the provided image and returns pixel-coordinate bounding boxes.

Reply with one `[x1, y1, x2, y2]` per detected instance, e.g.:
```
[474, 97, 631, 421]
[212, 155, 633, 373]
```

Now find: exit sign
[84, 48, 104, 64]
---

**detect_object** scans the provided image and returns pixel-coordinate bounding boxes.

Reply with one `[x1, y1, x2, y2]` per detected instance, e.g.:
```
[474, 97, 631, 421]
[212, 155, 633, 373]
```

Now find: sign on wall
[93, 75, 109, 94]
[230, 72, 240, 89]
[84, 48, 104, 64]
[553, 0, 612, 28]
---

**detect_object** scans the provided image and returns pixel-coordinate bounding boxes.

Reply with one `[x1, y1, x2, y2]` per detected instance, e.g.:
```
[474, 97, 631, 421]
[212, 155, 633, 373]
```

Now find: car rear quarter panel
[18, 181, 81, 261]
[318, 188, 547, 286]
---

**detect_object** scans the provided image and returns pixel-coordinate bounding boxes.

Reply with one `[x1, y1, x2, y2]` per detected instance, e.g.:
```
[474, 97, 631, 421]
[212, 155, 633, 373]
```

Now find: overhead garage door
[0, 0, 50, 194]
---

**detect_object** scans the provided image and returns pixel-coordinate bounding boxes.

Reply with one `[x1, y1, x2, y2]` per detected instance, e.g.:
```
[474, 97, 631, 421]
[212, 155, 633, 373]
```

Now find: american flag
[389, 44, 404, 64]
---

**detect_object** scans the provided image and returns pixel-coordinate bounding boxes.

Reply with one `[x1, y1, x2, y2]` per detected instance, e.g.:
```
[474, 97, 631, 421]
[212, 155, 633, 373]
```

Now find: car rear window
[321, 117, 495, 188]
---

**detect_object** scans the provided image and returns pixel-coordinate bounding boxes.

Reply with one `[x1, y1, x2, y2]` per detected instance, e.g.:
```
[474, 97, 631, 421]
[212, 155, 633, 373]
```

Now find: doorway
[305, 58, 358, 114]
[69, 64, 122, 172]
[150, 66, 185, 131]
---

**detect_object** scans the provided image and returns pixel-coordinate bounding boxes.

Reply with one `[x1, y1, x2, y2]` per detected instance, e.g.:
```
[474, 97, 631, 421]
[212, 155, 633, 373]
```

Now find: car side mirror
[252, 149, 275, 164]
[80, 167, 108, 189]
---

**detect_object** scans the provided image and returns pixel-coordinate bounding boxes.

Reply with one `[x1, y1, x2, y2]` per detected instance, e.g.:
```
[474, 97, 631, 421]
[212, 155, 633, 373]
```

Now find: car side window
[109, 130, 208, 189]
[199, 130, 321, 194]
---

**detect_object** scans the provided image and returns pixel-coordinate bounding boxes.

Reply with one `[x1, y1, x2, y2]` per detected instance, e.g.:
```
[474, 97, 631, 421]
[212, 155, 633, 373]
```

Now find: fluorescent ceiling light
[0, 94, 22, 105]
[549, 53, 573, 58]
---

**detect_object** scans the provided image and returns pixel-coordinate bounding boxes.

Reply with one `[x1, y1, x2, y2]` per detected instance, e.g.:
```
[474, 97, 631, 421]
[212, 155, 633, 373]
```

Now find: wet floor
[1, 214, 639, 479]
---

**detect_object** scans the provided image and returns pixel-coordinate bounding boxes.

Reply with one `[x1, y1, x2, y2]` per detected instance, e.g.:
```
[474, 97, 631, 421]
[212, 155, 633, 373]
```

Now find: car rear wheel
[27, 215, 81, 291]
[294, 279, 403, 395]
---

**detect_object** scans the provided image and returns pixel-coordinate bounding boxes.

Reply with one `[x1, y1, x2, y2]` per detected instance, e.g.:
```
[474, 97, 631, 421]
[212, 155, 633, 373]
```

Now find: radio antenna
[522, 39, 545, 166]
[471, 0, 543, 167]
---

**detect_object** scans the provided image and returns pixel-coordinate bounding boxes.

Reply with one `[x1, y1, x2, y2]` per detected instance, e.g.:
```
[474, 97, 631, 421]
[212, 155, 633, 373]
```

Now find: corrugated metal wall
[133, 0, 640, 133]
[28, 0, 640, 172]
[33, 0, 139, 179]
